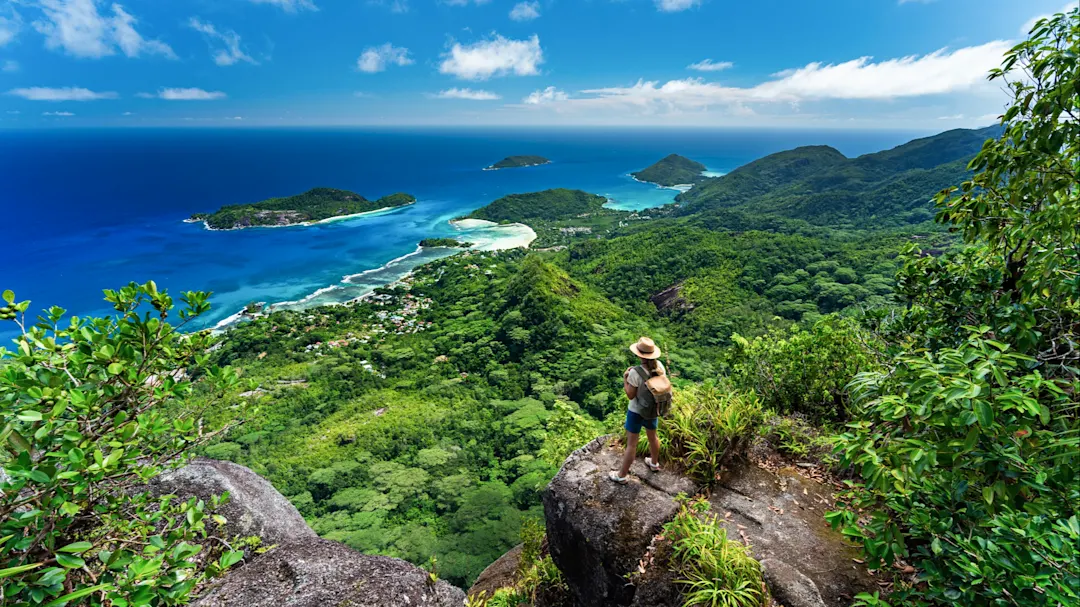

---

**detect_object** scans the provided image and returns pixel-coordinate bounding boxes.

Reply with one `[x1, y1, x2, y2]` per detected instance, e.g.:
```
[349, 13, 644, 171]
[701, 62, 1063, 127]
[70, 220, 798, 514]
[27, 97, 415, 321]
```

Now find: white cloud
[226, 116, 242, 120]
[189, 18, 256, 66]
[523, 86, 568, 104]
[121, 110, 132, 115]
[8, 86, 117, 100]
[687, 59, 732, 72]
[248, 0, 317, 12]
[656, 0, 700, 12]
[356, 43, 413, 73]
[42, 110, 74, 116]
[142, 87, 226, 100]
[937, 113, 964, 120]
[32, 0, 175, 59]
[1021, 3, 1075, 35]
[567, 41, 1010, 113]
[2, 59, 17, 72]
[6, 109, 19, 113]
[0, 4, 21, 47]
[434, 87, 501, 100]
[443, 0, 492, 5]
[509, 2, 540, 21]
[439, 34, 543, 80]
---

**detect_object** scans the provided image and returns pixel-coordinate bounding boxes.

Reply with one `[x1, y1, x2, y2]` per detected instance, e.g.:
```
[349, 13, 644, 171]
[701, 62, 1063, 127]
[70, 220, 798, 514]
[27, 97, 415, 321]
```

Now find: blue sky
[0, 0, 1074, 127]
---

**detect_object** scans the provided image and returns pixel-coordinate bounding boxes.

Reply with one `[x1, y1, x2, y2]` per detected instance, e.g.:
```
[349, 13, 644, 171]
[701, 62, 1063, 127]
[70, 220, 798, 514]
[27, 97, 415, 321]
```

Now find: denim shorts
[624, 409, 659, 434]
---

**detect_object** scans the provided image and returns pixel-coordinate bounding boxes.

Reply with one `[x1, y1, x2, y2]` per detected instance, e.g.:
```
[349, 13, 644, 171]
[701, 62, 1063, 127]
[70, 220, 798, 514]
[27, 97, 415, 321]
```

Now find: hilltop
[485, 155, 552, 170]
[674, 126, 1003, 227]
[190, 188, 416, 230]
[631, 154, 708, 187]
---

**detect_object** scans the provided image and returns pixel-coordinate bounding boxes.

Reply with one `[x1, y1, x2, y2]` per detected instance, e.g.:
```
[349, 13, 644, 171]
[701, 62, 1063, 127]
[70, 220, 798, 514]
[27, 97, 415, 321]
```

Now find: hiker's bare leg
[620, 432, 640, 477]
[645, 428, 660, 464]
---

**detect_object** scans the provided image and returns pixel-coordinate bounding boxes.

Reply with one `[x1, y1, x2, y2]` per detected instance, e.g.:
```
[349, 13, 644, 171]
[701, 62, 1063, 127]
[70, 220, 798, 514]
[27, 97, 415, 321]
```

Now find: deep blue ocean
[0, 127, 924, 337]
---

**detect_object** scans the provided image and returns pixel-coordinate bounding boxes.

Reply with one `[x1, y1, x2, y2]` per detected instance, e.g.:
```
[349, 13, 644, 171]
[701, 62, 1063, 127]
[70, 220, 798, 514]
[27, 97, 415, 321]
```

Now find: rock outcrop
[711, 463, 875, 607]
[156, 458, 465, 607]
[151, 457, 316, 548]
[543, 436, 699, 607]
[469, 544, 523, 600]
[192, 538, 464, 607]
[543, 436, 874, 607]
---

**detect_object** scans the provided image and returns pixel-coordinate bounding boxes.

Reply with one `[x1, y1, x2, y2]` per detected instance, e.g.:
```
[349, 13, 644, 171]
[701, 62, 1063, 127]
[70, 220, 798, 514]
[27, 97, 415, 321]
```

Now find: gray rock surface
[710, 463, 875, 607]
[192, 538, 465, 607]
[151, 457, 316, 548]
[543, 435, 699, 607]
[469, 543, 523, 600]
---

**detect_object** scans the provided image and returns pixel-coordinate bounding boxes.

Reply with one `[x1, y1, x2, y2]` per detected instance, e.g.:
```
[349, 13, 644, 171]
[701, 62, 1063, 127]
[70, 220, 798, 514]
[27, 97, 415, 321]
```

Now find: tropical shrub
[664, 496, 766, 607]
[728, 316, 881, 420]
[647, 383, 762, 482]
[830, 10, 1080, 606]
[0, 283, 244, 606]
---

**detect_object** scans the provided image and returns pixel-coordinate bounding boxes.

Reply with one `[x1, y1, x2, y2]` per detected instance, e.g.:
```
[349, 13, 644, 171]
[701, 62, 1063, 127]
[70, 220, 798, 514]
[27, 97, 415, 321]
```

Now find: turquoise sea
[0, 128, 925, 337]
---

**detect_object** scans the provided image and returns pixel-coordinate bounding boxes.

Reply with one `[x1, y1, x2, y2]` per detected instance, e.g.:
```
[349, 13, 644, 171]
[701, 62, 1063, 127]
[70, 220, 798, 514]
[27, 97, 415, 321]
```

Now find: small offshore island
[631, 153, 708, 188]
[418, 237, 473, 248]
[483, 155, 551, 170]
[188, 187, 416, 230]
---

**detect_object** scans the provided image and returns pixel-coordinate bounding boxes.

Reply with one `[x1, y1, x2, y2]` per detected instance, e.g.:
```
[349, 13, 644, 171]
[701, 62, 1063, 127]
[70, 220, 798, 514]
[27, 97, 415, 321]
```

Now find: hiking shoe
[608, 470, 629, 484]
[645, 457, 661, 472]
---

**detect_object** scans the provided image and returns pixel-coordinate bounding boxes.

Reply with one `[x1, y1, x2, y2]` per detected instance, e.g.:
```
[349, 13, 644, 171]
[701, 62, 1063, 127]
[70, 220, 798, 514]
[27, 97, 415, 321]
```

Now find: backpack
[635, 365, 673, 418]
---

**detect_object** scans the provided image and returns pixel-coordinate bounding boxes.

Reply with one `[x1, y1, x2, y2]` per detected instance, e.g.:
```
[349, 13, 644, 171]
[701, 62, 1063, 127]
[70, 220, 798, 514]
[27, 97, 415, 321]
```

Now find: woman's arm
[624, 369, 638, 400]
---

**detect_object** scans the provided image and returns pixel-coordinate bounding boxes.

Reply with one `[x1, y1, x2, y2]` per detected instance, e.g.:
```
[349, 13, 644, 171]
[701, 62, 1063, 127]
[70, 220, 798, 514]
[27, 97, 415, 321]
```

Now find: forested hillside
[674, 126, 1003, 227]
[2, 10, 1077, 607]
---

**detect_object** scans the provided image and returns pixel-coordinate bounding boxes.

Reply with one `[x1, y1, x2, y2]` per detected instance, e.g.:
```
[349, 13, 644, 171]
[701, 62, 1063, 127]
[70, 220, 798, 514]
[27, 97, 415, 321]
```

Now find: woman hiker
[609, 336, 665, 484]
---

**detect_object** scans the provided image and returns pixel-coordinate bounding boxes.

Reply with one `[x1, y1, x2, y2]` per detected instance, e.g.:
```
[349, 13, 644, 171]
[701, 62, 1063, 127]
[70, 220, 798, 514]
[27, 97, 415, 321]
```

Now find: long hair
[639, 357, 661, 374]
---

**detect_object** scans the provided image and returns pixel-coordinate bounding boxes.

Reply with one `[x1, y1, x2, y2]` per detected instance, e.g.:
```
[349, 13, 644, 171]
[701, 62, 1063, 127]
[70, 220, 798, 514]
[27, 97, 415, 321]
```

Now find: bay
[0, 127, 923, 335]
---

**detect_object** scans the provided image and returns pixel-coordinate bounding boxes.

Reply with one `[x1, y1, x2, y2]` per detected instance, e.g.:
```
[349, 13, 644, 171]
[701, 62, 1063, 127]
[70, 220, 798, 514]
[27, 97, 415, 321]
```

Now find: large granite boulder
[151, 457, 316, 547]
[192, 538, 465, 607]
[543, 435, 699, 607]
[710, 463, 875, 607]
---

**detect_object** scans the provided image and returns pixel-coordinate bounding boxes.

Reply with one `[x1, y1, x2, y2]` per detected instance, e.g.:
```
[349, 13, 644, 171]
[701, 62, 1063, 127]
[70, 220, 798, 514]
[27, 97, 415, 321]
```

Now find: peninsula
[631, 154, 708, 187]
[189, 188, 416, 230]
[465, 188, 633, 247]
[483, 155, 551, 170]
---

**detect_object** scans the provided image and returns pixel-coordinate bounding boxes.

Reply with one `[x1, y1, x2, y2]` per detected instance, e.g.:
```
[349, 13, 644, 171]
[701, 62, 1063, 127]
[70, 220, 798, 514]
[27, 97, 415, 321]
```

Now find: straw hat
[629, 336, 662, 359]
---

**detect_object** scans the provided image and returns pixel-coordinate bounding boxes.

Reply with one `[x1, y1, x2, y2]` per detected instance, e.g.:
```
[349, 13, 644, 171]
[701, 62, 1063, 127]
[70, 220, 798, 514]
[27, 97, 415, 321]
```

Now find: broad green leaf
[58, 541, 93, 554]
[43, 583, 114, 607]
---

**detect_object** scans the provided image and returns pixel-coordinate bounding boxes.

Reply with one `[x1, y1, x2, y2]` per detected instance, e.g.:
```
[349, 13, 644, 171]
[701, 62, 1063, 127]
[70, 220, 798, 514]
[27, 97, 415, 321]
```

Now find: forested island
[631, 153, 708, 187]
[484, 155, 551, 170]
[4, 14, 1077, 607]
[189, 188, 417, 230]
[419, 237, 473, 248]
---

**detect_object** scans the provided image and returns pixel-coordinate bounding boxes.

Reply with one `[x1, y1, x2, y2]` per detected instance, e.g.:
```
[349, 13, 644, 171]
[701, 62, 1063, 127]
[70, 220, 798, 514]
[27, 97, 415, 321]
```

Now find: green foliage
[0, 282, 244, 607]
[651, 384, 762, 482]
[419, 238, 473, 248]
[831, 12, 1080, 605]
[192, 187, 416, 229]
[467, 189, 610, 223]
[664, 497, 766, 607]
[467, 518, 568, 607]
[675, 126, 999, 228]
[632, 154, 708, 187]
[727, 316, 882, 420]
[831, 334, 1079, 604]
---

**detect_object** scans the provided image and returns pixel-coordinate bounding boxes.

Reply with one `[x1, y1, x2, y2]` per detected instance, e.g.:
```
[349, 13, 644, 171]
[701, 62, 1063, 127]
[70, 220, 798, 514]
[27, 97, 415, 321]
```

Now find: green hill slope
[631, 154, 708, 186]
[674, 126, 1002, 227]
[466, 189, 610, 223]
